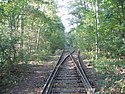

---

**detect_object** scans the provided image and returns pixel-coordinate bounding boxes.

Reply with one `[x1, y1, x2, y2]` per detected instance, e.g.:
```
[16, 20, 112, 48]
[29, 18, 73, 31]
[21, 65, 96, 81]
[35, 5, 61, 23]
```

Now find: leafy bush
[93, 59, 125, 93]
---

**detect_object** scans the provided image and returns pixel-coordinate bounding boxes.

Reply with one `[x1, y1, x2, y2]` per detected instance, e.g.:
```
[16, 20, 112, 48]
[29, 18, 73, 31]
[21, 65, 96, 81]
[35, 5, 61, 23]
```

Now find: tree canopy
[0, 0, 65, 66]
[0, 0, 125, 93]
[67, 0, 125, 59]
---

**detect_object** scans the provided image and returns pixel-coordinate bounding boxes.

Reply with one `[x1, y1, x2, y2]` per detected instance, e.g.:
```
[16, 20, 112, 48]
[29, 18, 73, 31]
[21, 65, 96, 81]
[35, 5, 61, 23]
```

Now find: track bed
[42, 51, 94, 94]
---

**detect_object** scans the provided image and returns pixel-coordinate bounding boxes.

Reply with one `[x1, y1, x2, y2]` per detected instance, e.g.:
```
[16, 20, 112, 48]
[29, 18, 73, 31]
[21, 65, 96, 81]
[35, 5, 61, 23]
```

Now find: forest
[0, 0, 125, 94]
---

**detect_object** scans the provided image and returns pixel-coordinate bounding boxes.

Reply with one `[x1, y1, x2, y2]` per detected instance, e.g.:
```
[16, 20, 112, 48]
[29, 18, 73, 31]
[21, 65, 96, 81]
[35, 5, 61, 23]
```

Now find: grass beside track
[93, 58, 125, 94]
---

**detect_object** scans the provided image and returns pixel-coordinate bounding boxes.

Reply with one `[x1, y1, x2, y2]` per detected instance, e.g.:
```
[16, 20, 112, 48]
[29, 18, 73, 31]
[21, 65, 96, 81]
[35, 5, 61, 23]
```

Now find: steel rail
[41, 50, 93, 94]
[70, 53, 94, 94]
[41, 50, 64, 94]
[44, 55, 70, 94]
[77, 51, 87, 76]
[41, 50, 75, 94]
[70, 54, 88, 89]
[77, 51, 95, 94]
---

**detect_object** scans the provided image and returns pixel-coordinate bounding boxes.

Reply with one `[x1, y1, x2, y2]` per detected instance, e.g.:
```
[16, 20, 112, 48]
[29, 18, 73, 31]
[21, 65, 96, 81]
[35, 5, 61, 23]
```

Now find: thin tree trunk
[20, 13, 24, 48]
[116, 2, 125, 44]
[91, 0, 99, 59]
[36, 28, 40, 50]
[28, 19, 34, 59]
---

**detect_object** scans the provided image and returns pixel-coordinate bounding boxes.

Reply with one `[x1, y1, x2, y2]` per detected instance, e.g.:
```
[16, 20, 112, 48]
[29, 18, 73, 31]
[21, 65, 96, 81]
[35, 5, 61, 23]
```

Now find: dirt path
[8, 54, 98, 94]
[8, 62, 55, 94]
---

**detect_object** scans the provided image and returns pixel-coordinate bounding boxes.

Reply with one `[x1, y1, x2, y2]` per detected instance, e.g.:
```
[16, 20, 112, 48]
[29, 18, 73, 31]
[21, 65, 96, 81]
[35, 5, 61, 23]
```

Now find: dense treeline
[67, 0, 125, 93]
[0, 0, 65, 66]
[68, 0, 125, 59]
[0, 0, 65, 91]
[0, 0, 125, 93]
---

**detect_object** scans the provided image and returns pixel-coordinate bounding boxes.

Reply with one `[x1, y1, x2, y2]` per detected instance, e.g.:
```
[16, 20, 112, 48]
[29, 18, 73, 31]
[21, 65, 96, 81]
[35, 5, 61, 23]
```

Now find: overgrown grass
[0, 64, 33, 93]
[0, 52, 60, 94]
[93, 58, 125, 94]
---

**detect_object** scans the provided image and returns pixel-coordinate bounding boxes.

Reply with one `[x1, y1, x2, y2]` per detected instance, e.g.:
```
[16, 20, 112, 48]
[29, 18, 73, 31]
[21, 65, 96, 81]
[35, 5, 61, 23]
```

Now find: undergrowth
[0, 54, 58, 94]
[0, 64, 33, 93]
[93, 58, 125, 94]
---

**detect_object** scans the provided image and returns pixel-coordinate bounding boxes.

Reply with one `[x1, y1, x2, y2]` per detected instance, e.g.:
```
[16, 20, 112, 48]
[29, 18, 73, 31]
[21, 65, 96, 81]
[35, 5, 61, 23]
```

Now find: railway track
[41, 50, 95, 94]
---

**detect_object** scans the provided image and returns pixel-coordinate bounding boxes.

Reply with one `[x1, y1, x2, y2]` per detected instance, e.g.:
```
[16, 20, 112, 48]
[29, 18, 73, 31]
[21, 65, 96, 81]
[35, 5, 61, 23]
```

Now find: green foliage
[93, 59, 125, 93]
[67, 1, 125, 92]
[0, 34, 19, 68]
[0, 0, 65, 62]
[0, 0, 65, 92]
[68, 0, 125, 59]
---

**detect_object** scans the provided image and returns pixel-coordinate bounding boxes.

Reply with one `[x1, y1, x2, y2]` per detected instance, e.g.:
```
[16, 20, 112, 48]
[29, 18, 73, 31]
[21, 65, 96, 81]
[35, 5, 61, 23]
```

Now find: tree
[68, 0, 125, 59]
[0, 0, 65, 91]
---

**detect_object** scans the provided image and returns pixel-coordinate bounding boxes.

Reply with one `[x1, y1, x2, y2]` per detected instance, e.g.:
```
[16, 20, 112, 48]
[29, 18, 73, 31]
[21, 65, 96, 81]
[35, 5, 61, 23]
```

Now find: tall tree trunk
[28, 18, 34, 59]
[36, 28, 40, 50]
[121, 2, 125, 44]
[116, 2, 125, 44]
[91, 0, 99, 59]
[20, 13, 24, 48]
[20, 11, 24, 62]
[95, 0, 99, 59]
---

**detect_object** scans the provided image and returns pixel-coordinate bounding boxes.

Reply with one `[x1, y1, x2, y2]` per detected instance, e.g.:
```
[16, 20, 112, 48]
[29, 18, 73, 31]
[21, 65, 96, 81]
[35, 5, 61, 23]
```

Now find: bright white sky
[55, 0, 72, 32]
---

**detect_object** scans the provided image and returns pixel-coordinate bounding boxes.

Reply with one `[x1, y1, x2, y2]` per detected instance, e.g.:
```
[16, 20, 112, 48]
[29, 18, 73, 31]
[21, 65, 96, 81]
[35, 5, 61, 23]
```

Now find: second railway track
[41, 50, 95, 94]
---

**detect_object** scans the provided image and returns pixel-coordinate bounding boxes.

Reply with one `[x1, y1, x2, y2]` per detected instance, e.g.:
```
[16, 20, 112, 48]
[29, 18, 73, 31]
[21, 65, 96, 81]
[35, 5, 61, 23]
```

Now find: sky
[55, 0, 71, 32]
